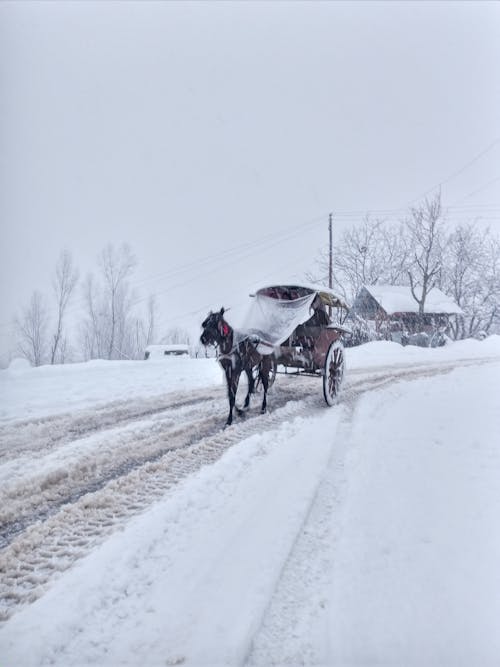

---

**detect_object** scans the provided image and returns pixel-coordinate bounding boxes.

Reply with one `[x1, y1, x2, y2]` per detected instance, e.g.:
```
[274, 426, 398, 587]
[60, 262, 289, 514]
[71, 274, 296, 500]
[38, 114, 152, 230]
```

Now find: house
[349, 285, 462, 344]
[144, 344, 190, 359]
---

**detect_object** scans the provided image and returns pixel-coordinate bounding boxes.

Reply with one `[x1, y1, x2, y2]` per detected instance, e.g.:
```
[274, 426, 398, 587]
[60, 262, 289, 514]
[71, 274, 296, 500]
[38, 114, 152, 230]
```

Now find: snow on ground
[326, 363, 500, 666]
[1, 337, 500, 665]
[346, 333, 500, 369]
[1, 409, 347, 666]
[0, 357, 223, 423]
[1, 336, 498, 423]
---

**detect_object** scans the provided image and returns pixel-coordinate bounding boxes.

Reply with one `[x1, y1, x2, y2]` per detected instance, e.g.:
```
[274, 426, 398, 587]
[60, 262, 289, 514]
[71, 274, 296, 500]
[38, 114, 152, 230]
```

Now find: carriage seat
[293, 307, 330, 346]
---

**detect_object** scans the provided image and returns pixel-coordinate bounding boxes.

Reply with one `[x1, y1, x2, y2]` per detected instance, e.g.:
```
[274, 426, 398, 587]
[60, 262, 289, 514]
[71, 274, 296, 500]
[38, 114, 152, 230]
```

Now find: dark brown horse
[200, 308, 273, 426]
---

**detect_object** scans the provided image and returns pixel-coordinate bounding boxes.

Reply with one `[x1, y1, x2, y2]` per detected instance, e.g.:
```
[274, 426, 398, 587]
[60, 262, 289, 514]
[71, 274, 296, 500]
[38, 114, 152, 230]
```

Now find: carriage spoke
[323, 340, 345, 406]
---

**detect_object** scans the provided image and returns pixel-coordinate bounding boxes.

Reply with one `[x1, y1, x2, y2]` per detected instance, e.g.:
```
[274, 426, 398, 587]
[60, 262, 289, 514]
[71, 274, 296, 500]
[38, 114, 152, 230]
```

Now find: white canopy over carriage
[242, 283, 349, 405]
[243, 283, 349, 348]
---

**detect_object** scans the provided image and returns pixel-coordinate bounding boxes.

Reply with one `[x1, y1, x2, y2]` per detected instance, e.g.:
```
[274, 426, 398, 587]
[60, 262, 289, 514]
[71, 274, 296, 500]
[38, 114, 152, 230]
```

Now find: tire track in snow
[245, 403, 357, 666]
[0, 386, 319, 622]
[0, 378, 322, 548]
[0, 398, 226, 546]
[245, 358, 494, 664]
[0, 388, 221, 463]
[0, 358, 489, 624]
[0, 369, 375, 549]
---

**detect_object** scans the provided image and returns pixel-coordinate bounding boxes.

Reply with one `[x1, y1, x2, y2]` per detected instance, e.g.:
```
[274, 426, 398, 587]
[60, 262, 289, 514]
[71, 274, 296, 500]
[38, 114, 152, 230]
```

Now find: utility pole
[328, 212, 333, 320]
[328, 212, 333, 289]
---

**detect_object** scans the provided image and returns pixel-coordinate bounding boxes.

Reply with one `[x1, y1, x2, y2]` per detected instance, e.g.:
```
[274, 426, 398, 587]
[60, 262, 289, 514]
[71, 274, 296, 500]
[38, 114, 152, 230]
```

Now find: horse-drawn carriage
[200, 283, 350, 426]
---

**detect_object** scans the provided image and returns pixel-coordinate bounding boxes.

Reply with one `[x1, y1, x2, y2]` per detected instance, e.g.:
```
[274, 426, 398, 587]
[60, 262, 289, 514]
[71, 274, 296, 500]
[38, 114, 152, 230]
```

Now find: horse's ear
[220, 307, 225, 316]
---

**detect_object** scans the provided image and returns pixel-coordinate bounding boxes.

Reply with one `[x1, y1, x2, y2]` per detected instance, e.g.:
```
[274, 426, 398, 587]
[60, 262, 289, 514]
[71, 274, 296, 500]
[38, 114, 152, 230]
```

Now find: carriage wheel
[323, 340, 345, 406]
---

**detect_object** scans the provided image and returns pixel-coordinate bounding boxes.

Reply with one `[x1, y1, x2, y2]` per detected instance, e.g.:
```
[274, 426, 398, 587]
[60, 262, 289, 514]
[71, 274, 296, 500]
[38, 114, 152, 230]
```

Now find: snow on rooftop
[363, 284, 463, 316]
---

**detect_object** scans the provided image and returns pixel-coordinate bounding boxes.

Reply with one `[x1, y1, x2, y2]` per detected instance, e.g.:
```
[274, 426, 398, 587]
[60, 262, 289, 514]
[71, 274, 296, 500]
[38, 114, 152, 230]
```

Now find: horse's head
[200, 308, 231, 347]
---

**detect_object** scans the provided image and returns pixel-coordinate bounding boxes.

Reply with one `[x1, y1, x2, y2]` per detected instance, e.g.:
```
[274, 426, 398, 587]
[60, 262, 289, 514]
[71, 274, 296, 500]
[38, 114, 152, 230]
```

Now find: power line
[3, 200, 498, 332]
[312, 203, 500, 222]
[26, 211, 327, 330]
[406, 137, 500, 206]
[453, 176, 500, 205]
[118, 213, 328, 292]
[127, 217, 327, 311]
[153, 247, 315, 333]
[4, 192, 499, 338]
[3, 209, 337, 333]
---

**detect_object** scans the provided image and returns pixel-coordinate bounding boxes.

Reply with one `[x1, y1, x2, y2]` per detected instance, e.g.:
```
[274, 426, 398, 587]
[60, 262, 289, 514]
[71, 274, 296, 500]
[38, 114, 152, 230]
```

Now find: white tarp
[242, 292, 317, 347]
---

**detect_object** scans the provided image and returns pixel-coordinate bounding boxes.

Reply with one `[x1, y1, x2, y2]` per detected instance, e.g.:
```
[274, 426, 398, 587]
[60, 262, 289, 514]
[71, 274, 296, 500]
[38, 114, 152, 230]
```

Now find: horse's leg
[225, 366, 242, 426]
[224, 364, 236, 426]
[259, 356, 271, 414]
[243, 367, 254, 409]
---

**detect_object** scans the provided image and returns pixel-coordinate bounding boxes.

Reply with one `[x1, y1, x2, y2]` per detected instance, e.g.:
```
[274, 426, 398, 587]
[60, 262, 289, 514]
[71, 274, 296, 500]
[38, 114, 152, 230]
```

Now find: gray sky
[1, 0, 499, 357]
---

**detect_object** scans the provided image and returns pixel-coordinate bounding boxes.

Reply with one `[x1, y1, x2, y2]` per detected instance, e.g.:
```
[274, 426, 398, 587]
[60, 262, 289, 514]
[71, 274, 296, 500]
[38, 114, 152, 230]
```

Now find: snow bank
[347, 334, 500, 369]
[328, 362, 500, 665]
[0, 357, 223, 423]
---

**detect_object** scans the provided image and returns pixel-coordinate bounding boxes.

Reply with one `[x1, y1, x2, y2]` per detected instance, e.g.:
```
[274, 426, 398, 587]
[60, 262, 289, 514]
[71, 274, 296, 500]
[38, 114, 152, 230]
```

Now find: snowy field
[0, 356, 224, 423]
[1, 337, 500, 666]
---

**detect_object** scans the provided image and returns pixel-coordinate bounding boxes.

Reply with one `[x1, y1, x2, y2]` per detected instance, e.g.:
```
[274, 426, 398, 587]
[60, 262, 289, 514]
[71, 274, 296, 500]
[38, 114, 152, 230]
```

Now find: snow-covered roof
[363, 285, 463, 315]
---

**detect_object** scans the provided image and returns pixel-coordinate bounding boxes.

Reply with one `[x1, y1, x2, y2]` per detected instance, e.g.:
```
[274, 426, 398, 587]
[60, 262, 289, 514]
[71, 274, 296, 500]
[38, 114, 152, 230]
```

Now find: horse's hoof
[261, 407, 267, 414]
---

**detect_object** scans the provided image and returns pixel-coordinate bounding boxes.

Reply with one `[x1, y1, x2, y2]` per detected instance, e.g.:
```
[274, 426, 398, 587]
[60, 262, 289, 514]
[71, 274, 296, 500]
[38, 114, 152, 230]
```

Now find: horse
[200, 308, 273, 427]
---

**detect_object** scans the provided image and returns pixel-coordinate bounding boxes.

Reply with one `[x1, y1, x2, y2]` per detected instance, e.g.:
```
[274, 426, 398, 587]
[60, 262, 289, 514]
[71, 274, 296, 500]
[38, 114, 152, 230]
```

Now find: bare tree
[79, 244, 151, 360]
[128, 296, 157, 360]
[309, 216, 410, 300]
[145, 295, 156, 348]
[308, 193, 500, 341]
[50, 250, 79, 364]
[161, 326, 191, 346]
[483, 234, 500, 334]
[98, 244, 136, 359]
[15, 290, 48, 366]
[80, 274, 104, 360]
[405, 192, 446, 315]
[444, 224, 500, 338]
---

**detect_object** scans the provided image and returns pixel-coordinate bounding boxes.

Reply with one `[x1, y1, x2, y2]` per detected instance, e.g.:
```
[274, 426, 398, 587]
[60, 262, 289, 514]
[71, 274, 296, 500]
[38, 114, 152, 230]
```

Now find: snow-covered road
[1, 339, 499, 665]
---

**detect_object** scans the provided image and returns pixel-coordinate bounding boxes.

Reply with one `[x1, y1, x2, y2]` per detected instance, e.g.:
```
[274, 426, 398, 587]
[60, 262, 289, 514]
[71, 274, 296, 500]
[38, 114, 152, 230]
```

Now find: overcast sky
[1, 0, 499, 359]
